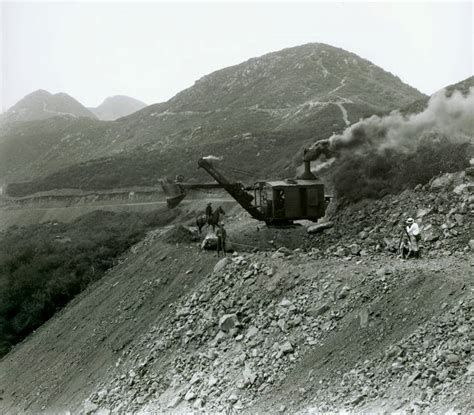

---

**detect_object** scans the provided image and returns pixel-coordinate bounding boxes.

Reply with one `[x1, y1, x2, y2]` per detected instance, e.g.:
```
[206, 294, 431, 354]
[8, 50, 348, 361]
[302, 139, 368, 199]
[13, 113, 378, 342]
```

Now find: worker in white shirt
[406, 217, 421, 258]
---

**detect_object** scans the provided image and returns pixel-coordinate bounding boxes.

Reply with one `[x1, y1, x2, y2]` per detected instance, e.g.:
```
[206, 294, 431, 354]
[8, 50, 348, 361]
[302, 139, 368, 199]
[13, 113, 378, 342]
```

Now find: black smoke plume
[311, 87, 473, 202]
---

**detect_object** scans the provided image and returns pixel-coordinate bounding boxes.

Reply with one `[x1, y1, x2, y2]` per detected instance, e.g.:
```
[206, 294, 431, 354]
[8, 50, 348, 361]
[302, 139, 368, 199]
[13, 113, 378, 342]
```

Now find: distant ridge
[1, 43, 427, 190]
[89, 95, 147, 121]
[2, 90, 97, 123]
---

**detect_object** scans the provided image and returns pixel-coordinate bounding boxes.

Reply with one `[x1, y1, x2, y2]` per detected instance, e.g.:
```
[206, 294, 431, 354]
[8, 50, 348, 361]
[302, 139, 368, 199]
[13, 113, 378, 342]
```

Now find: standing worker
[216, 222, 227, 257]
[406, 217, 421, 258]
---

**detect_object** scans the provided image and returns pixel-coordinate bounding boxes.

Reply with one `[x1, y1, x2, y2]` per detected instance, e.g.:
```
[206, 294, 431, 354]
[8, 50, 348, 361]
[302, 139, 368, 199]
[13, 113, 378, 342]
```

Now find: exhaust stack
[298, 159, 316, 180]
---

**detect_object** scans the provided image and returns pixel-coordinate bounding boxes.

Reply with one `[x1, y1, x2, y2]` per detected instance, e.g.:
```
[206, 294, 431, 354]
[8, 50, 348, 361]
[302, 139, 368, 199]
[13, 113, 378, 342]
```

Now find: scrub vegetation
[0, 209, 177, 357]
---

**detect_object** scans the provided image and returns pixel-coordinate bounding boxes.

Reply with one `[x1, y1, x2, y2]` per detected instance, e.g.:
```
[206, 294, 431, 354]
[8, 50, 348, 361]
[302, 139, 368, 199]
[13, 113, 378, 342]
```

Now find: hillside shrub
[0, 209, 177, 357]
[330, 136, 471, 204]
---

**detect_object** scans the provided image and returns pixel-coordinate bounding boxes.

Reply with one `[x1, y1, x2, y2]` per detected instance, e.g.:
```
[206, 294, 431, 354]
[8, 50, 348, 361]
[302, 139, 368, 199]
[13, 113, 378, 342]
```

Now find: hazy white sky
[1, 1, 472, 111]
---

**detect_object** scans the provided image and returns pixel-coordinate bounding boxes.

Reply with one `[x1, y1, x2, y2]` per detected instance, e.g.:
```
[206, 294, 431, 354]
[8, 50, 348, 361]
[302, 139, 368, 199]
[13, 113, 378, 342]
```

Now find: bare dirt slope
[0, 232, 219, 412]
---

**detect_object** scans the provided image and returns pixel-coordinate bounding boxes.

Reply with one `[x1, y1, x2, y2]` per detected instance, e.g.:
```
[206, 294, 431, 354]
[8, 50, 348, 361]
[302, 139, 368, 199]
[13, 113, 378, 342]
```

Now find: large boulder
[430, 172, 465, 191]
[334, 246, 349, 257]
[242, 365, 257, 386]
[337, 285, 351, 299]
[201, 232, 233, 252]
[219, 314, 239, 332]
[469, 240, 474, 251]
[83, 400, 99, 415]
[201, 232, 218, 250]
[423, 228, 439, 242]
[349, 243, 362, 256]
[279, 340, 294, 354]
[213, 257, 229, 274]
[416, 207, 433, 218]
[453, 183, 469, 195]
[430, 174, 454, 190]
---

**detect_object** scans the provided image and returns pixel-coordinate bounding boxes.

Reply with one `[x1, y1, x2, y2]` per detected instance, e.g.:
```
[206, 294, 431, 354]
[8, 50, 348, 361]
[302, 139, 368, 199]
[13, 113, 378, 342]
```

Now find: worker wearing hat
[406, 217, 421, 258]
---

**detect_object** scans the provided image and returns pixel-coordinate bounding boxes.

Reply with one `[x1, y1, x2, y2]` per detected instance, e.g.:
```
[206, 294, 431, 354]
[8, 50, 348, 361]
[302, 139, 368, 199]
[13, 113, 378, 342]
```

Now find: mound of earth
[162, 224, 200, 244]
[224, 223, 310, 252]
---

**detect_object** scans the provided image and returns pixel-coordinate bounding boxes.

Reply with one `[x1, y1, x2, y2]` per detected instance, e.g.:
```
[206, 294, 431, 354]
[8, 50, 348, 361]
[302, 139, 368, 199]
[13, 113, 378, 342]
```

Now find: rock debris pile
[88, 252, 331, 412]
[86, 253, 472, 413]
[302, 298, 474, 413]
[311, 170, 473, 258]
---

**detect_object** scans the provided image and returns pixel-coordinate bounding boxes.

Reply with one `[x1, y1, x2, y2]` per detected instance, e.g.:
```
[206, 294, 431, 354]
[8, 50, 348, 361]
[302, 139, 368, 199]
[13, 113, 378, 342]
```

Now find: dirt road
[0, 197, 236, 231]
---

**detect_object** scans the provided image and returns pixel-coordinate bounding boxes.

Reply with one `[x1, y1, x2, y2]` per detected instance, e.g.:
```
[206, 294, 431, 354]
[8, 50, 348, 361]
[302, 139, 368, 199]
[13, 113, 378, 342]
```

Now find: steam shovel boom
[198, 158, 267, 221]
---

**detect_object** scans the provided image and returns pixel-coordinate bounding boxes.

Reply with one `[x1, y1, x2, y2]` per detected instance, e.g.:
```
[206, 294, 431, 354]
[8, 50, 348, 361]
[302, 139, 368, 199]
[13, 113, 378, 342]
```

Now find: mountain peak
[3, 90, 97, 123]
[89, 95, 147, 120]
[170, 42, 424, 114]
[27, 89, 52, 97]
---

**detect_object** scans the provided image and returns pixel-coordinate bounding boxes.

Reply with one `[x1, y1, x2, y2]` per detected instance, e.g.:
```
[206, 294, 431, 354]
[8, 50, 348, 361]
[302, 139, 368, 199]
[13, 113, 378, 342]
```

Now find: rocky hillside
[1, 90, 97, 123]
[0, 43, 425, 191]
[0, 168, 472, 413]
[89, 95, 147, 121]
[162, 43, 420, 112]
[111, 43, 424, 155]
[0, 116, 110, 185]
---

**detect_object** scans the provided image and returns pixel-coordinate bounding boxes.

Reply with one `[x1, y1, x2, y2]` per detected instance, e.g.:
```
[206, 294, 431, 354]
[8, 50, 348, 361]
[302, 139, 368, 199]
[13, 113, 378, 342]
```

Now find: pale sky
[1, 1, 472, 111]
